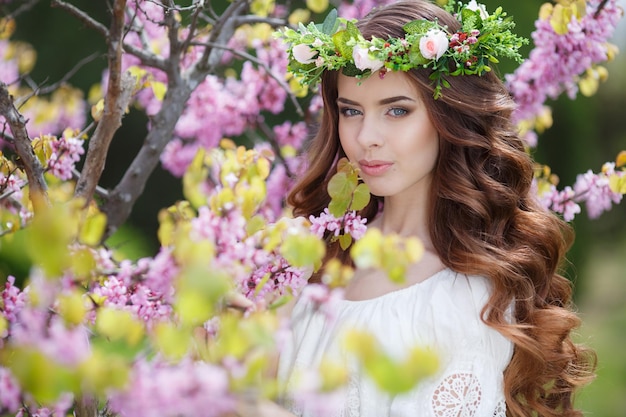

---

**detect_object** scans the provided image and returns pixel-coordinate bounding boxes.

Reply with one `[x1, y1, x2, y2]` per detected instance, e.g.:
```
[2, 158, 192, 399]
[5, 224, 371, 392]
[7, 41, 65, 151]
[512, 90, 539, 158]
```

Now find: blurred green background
[2, 0, 625, 415]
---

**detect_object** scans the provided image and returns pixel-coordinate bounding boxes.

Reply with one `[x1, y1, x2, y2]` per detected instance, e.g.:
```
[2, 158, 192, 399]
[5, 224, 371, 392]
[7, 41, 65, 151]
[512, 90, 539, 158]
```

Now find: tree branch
[96, 1, 197, 237]
[101, 80, 193, 238]
[193, 0, 249, 76]
[0, 83, 49, 212]
[594, 0, 610, 18]
[74, 0, 132, 205]
[2, 0, 40, 19]
[16, 52, 102, 110]
[50, 0, 109, 37]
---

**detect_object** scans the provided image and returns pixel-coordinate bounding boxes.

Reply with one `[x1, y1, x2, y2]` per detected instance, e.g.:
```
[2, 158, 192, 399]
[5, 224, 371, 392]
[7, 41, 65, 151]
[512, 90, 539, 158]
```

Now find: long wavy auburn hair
[286, 1, 596, 415]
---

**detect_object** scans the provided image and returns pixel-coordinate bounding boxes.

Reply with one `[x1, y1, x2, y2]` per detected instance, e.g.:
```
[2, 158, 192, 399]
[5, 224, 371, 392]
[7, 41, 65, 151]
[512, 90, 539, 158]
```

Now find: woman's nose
[356, 115, 383, 148]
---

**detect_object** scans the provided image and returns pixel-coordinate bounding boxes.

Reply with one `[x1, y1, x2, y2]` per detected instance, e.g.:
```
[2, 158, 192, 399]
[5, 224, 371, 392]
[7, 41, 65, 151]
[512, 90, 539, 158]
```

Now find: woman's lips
[358, 160, 393, 176]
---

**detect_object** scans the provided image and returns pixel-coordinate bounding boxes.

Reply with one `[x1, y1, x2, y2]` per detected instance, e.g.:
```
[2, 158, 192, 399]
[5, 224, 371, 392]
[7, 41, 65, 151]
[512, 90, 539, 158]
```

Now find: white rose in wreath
[466, 0, 489, 19]
[352, 44, 384, 72]
[292, 44, 317, 64]
[419, 29, 449, 61]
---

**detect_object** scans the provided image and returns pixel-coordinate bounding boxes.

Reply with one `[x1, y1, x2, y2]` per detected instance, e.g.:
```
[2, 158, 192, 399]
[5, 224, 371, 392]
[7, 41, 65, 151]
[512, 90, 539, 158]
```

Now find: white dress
[277, 268, 514, 417]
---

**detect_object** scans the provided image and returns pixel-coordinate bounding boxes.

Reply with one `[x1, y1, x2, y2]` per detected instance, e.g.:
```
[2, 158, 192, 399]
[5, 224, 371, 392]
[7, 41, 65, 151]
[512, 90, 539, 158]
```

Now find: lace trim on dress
[431, 372, 482, 417]
[493, 399, 506, 417]
[343, 373, 361, 417]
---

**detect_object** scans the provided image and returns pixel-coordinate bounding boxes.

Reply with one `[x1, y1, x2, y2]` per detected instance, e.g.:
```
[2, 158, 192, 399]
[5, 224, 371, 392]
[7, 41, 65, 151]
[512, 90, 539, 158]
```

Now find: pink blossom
[47, 133, 85, 181]
[273, 121, 308, 149]
[547, 186, 582, 222]
[0, 366, 21, 412]
[309, 208, 368, 240]
[339, 0, 393, 19]
[506, 0, 622, 145]
[108, 358, 235, 417]
[160, 139, 199, 178]
[573, 165, 623, 218]
[1, 276, 27, 325]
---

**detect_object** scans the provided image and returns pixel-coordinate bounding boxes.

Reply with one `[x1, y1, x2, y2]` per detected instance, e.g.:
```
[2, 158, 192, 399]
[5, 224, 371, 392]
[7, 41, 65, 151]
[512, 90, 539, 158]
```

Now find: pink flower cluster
[191, 205, 309, 303]
[0, 40, 20, 85]
[1, 275, 83, 416]
[119, 2, 290, 178]
[47, 133, 85, 181]
[108, 358, 234, 417]
[506, 0, 622, 146]
[1, 276, 26, 328]
[339, 0, 393, 19]
[536, 163, 624, 221]
[309, 208, 368, 241]
[92, 248, 177, 324]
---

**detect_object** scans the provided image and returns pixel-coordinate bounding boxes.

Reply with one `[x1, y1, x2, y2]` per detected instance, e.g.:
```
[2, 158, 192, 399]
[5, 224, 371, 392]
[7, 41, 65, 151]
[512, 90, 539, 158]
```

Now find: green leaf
[154, 322, 192, 360]
[332, 29, 353, 59]
[328, 198, 350, 218]
[327, 171, 357, 217]
[343, 330, 438, 394]
[402, 19, 432, 35]
[350, 183, 371, 211]
[338, 233, 353, 250]
[408, 42, 428, 66]
[280, 234, 326, 267]
[321, 8, 338, 35]
[341, 62, 364, 77]
[79, 211, 107, 246]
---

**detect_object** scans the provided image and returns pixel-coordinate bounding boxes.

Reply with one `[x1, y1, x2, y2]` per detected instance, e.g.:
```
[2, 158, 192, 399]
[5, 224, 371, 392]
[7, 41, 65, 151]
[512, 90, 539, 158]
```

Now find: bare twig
[71, 168, 109, 199]
[75, 0, 133, 205]
[14, 53, 102, 110]
[232, 15, 286, 27]
[74, 395, 98, 417]
[180, 2, 205, 54]
[195, 0, 249, 73]
[50, 0, 109, 37]
[2, 0, 40, 19]
[254, 119, 294, 178]
[0, 84, 49, 212]
[594, 0, 610, 18]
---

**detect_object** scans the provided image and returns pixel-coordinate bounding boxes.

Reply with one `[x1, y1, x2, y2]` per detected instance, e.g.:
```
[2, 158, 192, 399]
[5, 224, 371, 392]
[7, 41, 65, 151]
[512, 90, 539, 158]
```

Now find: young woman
[240, 1, 596, 416]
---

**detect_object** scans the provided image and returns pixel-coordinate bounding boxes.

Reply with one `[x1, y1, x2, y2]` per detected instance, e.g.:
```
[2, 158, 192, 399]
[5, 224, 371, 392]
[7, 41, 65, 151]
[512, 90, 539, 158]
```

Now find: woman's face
[337, 71, 440, 200]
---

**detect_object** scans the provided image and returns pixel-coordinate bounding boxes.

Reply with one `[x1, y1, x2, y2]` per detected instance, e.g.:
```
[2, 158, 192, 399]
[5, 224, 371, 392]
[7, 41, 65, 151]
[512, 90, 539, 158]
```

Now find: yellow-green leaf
[350, 182, 371, 211]
[150, 81, 167, 101]
[70, 246, 97, 281]
[57, 290, 87, 326]
[95, 307, 144, 346]
[306, 0, 329, 13]
[153, 322, 192, 360]
[78, 347, 129, 394]
[2, 348, 79, 404]
[615, 151, 626, 168]
[79, 211, 107, 246]
[550, 4, 572, 35]
[338, 233, 353, 250]
[280, 233, 326, 268]
[609, 174, 626, 194]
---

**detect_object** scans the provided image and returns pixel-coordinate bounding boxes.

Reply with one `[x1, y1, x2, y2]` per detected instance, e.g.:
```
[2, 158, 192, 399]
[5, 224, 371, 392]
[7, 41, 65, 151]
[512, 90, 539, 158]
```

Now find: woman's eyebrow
[379, 96, 415, 105]
[336, 96, 416, 105]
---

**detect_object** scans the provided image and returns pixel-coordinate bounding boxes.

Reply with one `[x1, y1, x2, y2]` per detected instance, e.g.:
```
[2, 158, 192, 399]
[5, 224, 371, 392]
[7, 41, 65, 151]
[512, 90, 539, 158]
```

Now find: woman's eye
[339, 107, 361, 117]
[388, 107, 408, 117]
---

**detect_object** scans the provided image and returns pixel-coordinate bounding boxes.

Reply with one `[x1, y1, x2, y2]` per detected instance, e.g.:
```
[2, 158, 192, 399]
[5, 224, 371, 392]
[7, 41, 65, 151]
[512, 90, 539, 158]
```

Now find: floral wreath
[275, 0, 528, 98]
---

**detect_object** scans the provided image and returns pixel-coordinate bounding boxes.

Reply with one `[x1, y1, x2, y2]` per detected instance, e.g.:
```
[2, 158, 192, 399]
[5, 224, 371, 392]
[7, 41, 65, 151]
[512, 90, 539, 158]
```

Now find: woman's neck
[372, 193, 433, 250]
